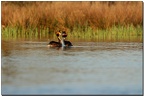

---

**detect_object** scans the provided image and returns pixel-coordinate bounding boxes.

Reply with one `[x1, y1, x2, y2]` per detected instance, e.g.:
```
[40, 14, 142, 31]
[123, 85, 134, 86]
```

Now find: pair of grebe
[48, 31, 72, 47]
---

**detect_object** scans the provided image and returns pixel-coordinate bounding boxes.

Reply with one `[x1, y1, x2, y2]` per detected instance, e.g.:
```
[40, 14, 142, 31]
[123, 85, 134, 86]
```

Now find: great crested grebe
[47, 30, 73, 47]
[61, 31, 73, 47]
[48, 31, 62, 47]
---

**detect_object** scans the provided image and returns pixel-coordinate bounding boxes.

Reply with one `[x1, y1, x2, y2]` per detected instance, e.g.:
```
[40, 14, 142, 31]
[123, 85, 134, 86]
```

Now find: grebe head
[56, 31, 61, 38]
[55, 30, 62, 42]
[62, 31, 67, 40]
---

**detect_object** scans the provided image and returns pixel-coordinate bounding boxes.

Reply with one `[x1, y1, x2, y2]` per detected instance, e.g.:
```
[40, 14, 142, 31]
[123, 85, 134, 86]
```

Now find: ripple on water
[1, 41, 142, 94]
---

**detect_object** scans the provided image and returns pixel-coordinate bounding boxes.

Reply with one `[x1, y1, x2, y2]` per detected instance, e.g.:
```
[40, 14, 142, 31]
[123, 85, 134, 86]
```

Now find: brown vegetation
[1, 1, 142, 32]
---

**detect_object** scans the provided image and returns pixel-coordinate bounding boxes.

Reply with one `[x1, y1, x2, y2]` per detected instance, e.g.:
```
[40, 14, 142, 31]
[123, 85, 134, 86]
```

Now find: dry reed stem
[1, 1, 142, 32]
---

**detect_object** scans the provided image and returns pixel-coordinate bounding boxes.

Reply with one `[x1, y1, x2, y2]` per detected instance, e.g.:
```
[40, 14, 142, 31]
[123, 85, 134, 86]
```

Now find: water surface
[1, 41, 142, 95]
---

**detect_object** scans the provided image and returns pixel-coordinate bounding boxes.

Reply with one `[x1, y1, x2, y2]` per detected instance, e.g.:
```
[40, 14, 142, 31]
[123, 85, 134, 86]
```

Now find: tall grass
[67, 24, 142, 42]
[1, 1, 142, 42]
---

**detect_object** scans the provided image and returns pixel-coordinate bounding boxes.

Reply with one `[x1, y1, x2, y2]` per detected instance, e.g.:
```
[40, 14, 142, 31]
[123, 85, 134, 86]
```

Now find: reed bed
[1, 1, 142, 42]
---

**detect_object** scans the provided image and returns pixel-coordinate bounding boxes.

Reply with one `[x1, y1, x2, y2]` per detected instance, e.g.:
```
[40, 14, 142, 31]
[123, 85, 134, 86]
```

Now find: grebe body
[48, 41, 62, 47]
[48, 40, 72, 47]
[63, 41, 73, 46]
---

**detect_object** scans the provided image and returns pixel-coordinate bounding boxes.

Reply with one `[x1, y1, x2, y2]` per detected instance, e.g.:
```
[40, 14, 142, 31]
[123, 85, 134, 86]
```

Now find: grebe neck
[61, 39, 65, 47]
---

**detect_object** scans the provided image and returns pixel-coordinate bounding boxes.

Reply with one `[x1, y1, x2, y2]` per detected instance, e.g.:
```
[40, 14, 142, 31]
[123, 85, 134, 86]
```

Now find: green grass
[2, 25, 142, 42]
[67, 24, 142, 42]
[2, 26, 51, 41]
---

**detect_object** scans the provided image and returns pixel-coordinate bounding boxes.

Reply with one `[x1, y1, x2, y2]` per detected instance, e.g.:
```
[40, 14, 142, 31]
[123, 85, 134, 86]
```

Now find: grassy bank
[1, 1, 142, 42]
[2, 25, 142, 42]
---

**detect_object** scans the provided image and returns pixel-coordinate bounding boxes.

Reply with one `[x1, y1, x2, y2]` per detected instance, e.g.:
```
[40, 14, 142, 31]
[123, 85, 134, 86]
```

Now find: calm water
[1, 41, 142, 95]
